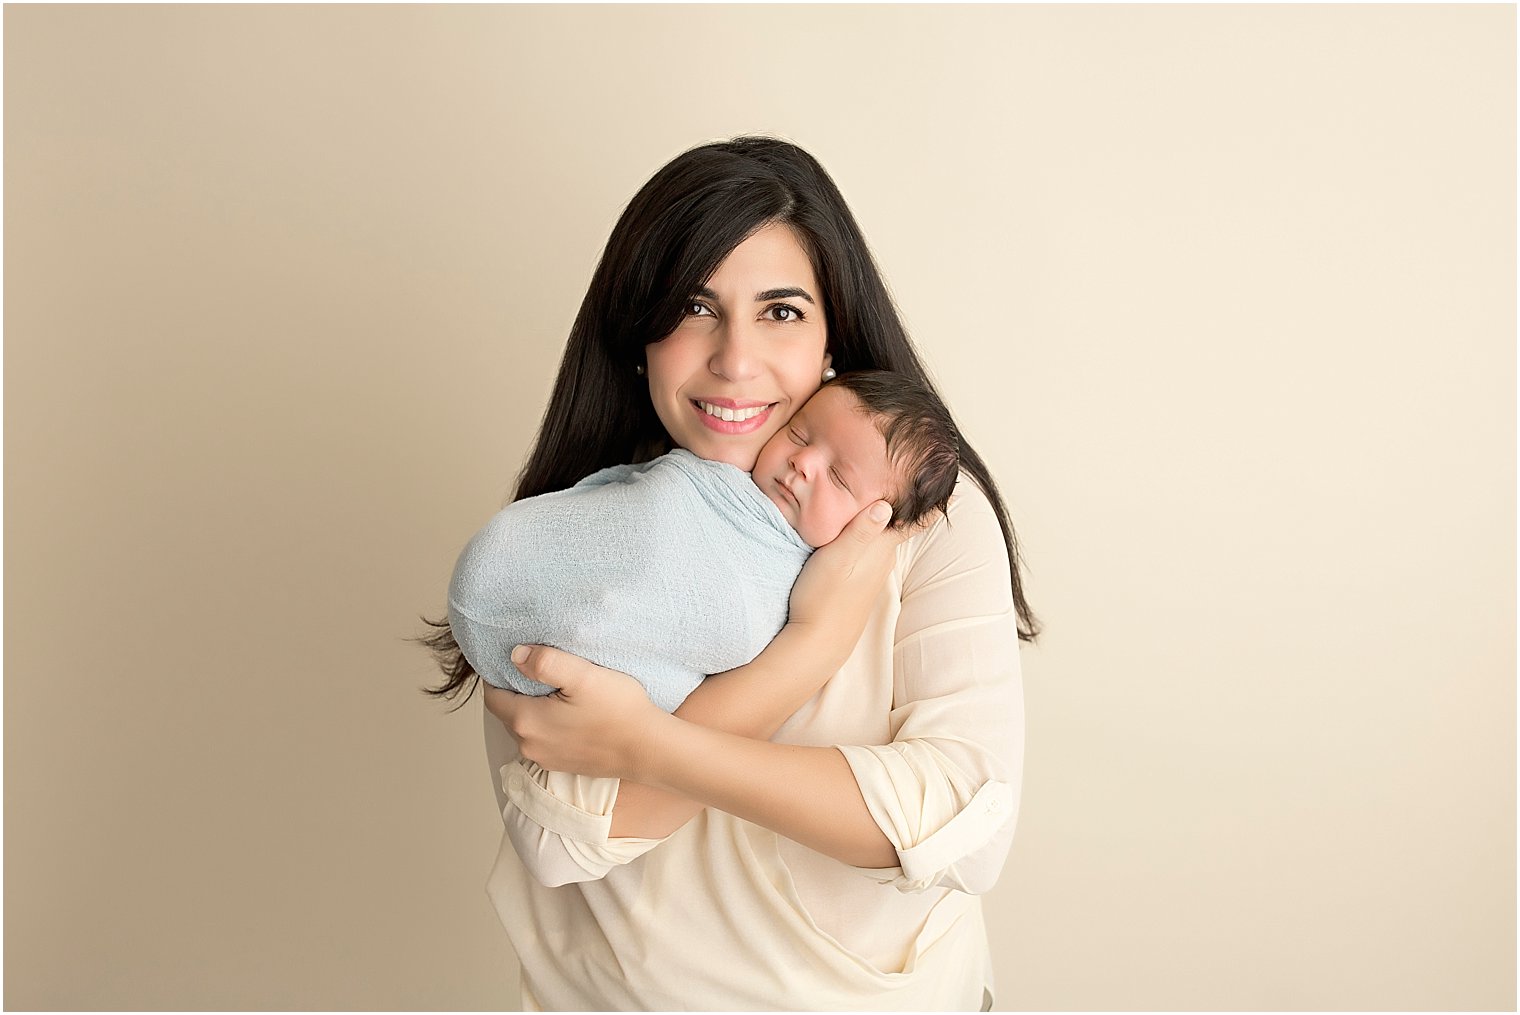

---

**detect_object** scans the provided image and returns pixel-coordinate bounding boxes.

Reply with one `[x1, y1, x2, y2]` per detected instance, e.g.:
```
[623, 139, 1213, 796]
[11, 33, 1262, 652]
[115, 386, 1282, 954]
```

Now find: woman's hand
[483, 646, 673, 782]
[786, 499, 924, 637]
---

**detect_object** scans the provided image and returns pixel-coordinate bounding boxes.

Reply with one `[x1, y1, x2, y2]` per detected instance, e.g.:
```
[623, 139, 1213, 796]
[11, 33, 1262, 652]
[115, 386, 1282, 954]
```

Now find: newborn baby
[447, 370, 961, 712]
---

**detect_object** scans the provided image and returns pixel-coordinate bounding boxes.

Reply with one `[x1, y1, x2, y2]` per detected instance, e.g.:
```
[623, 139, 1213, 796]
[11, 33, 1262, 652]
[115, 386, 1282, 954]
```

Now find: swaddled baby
[447, 370, 961, 712]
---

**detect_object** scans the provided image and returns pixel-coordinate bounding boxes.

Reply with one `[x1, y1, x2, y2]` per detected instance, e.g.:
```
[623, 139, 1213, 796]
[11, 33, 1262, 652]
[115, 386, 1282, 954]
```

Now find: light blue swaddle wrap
[447, 449, 813, 713]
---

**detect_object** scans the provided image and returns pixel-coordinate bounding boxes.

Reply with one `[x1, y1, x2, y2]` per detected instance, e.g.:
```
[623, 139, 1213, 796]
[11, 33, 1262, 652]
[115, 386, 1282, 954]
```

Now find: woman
[428, 136, 1039, 1010]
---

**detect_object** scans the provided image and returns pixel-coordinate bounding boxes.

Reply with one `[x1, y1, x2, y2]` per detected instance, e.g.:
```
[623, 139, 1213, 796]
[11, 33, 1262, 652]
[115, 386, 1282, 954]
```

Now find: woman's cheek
[788, 368, 825, 408]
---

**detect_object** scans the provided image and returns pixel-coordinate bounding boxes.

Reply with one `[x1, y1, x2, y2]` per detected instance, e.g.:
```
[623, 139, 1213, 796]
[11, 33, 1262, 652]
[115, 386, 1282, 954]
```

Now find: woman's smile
[691, 398, 778, 434]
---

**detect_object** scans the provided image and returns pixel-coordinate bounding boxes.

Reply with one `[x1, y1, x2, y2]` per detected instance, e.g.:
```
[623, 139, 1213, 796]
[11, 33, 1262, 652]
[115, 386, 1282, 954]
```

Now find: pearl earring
[822, 367, 837, 381]
[635, 364, 645, 376]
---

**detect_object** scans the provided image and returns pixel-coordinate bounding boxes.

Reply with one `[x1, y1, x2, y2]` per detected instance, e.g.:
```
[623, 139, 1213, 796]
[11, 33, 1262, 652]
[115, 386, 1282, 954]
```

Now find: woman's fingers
[812, 500, 893, 579]
[836, 499, 926, 559]
[482, 647, 570, 737]
[788, 500, 904, 628]
[510, 643, 574, 697]
[487, 645, 669, 779]
[482, 682, 527, 728]
[833, 500, 894, 555]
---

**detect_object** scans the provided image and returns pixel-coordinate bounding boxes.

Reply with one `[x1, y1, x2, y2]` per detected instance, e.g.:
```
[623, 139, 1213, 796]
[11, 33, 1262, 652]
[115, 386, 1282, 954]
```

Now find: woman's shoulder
[945, 471, 998, 520]
[897, 472, 1008, 585]
[922, 472, 1002, 540]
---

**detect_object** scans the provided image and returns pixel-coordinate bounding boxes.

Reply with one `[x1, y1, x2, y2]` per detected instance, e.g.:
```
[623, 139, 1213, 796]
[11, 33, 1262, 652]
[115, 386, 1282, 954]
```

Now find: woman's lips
[691, 399, 776, 435]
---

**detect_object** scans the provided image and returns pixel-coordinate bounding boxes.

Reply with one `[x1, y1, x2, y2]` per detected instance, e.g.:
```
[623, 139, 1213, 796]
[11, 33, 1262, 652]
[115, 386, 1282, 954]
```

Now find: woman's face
[644, 221, 831, 472]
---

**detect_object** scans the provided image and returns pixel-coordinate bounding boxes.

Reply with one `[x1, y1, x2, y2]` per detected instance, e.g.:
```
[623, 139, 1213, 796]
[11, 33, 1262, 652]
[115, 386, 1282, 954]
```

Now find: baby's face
[752, 385, 899, 548]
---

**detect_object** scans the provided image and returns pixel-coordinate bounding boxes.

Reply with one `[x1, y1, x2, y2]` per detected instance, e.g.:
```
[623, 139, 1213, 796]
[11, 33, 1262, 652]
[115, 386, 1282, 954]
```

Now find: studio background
[5, 4, 1513, 1010]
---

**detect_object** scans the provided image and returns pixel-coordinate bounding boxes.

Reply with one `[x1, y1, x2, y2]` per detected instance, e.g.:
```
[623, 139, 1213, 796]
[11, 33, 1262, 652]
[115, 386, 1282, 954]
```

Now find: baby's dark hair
[827, 370, 961, 529]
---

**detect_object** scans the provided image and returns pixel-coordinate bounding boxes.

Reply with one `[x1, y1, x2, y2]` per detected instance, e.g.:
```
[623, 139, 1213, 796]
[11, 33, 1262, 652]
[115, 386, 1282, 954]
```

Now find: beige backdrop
[4, 4, 1513, 1011]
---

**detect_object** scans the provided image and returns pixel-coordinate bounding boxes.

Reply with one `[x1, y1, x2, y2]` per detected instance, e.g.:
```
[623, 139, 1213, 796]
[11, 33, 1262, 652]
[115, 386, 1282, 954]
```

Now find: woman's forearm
[631, 714, 898, 869]
[607, 620, 856, 838]
[681, 625, 844, 734]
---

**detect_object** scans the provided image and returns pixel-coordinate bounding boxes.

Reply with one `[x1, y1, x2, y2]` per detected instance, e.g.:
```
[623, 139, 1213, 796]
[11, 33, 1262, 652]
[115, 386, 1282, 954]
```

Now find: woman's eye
[686, 301, 714, 318]
[766, 304, 806, 323]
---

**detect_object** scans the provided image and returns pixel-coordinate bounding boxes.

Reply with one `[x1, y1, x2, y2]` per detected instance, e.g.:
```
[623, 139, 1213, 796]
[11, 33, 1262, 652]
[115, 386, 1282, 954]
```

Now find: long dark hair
[420, 136, 1040, 708]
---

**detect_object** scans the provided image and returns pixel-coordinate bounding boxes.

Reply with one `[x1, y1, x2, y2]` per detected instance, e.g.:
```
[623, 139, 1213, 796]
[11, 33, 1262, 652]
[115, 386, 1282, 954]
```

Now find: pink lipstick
[690, 398, 777, 435]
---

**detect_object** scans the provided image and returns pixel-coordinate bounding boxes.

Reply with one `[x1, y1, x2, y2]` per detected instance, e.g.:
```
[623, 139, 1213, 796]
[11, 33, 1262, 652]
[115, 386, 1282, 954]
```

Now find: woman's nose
[707, 320, 762, 382]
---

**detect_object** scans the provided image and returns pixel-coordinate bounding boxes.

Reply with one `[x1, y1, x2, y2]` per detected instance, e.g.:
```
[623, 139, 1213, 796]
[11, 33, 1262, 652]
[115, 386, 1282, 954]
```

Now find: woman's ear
[821, 350, 834, 374]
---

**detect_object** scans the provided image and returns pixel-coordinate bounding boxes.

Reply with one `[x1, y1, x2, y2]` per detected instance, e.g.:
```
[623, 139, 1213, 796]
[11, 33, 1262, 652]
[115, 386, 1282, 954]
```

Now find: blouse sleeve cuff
[892, 779, 1014, 882]
[836, 744, 1015, 893]
[499, 760, 667, 885]
[502, 760, 615, 845]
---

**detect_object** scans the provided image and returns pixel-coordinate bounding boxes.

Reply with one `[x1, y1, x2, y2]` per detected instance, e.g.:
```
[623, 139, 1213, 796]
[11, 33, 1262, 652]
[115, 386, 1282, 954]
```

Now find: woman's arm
[501, 643, 898, 868]
[605, 623, 858, 837]
[488, 500, 908, 842]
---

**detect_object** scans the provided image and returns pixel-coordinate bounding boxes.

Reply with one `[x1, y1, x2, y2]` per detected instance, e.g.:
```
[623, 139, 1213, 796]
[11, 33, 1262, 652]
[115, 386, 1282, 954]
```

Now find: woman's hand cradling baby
[784, 499, 925, 667]
[483, 647, 673, 782]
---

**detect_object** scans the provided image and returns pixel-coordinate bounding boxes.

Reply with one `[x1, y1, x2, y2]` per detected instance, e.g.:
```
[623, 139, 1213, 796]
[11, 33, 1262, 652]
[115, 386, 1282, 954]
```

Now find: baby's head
[752, 370, 961, 548]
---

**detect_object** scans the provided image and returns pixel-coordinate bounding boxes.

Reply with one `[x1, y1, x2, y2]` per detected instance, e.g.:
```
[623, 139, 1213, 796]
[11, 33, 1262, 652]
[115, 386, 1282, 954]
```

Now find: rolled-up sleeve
[836, 480, 1026, 895]
[482, 703, 667, 887]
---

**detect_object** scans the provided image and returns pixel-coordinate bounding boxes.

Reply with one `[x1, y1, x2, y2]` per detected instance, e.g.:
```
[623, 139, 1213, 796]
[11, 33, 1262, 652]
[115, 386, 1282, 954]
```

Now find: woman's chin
[721, 452, 762, 472]
[684, 439, 761, 473]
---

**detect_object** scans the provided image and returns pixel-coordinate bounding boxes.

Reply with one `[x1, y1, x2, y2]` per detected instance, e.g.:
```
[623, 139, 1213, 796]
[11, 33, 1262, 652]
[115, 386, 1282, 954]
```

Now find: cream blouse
[481, 477, 1025, 1011]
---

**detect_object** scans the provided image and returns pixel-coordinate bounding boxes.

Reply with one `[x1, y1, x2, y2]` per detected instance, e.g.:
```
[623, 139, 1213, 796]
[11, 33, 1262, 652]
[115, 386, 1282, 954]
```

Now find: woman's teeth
[697, 401, 769, 422]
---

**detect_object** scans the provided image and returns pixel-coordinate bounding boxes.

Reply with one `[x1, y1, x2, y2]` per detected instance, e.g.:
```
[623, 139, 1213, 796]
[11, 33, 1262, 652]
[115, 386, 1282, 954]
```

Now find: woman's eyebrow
[693, 285, 816, 305]
[757, 286, 816, 304]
